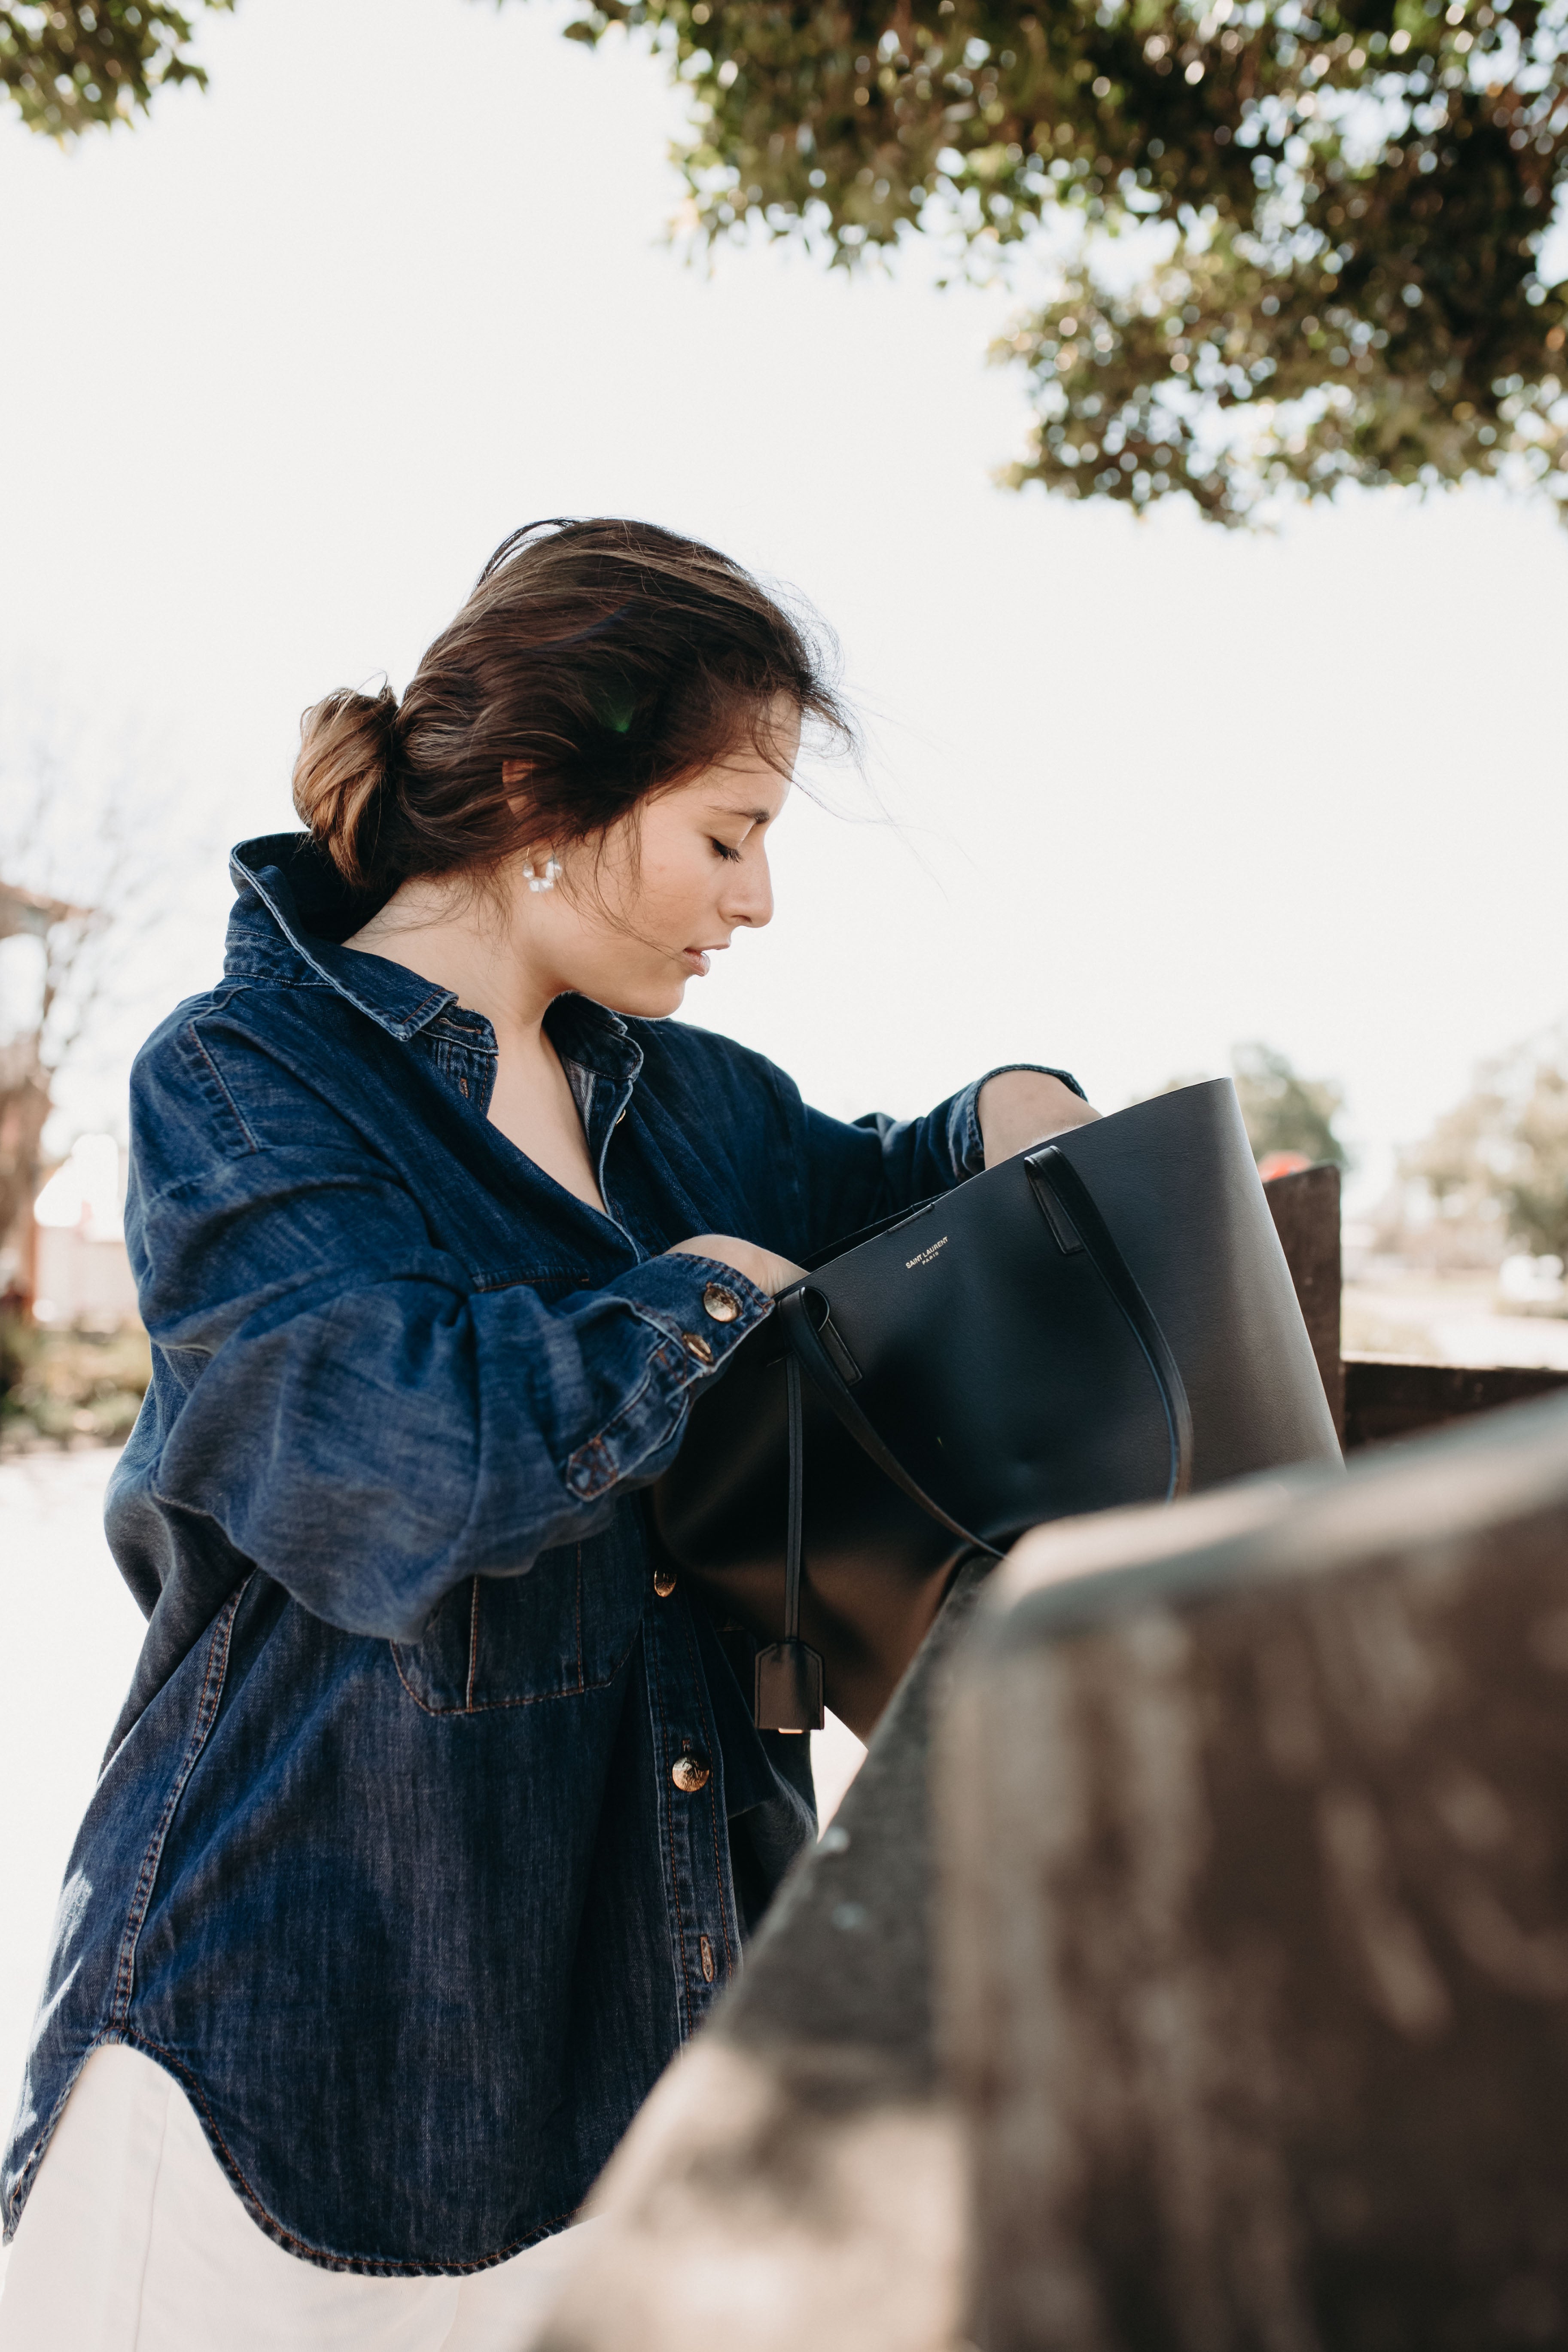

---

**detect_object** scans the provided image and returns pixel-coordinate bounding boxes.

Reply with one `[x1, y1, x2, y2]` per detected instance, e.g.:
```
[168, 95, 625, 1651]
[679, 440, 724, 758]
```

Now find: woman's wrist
[667, 1233, 807, 1299]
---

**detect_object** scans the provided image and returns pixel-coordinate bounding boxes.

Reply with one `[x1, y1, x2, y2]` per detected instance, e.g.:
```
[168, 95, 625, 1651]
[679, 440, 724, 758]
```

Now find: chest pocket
[390, 1523, 644, 1713]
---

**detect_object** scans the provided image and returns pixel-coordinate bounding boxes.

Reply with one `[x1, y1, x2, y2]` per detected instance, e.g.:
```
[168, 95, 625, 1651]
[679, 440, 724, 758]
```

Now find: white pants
[0, 2045, 597, 2351]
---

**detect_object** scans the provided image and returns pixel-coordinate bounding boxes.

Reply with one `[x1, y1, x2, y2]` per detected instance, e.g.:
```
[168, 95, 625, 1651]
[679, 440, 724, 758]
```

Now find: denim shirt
[2, 832, 1081, 2275]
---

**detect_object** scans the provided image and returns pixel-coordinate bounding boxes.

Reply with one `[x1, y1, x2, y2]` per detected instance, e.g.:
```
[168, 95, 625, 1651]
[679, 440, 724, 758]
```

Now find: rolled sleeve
[133, 1143, 774, 1640]
[559, 1252, 772, 1503]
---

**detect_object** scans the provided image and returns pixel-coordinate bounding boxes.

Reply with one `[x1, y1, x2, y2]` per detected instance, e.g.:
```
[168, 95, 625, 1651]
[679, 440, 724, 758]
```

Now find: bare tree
[0, 880, 93, 1290]
[0, 708, 201, 1309]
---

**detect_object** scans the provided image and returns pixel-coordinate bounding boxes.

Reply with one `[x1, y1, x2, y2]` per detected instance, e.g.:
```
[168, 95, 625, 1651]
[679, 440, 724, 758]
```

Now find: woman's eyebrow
[707, 802, 774, 826]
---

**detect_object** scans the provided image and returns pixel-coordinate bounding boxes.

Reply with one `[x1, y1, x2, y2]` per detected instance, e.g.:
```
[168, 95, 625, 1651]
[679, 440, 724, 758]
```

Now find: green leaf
[1, 1, 235, 138]
[519, 0, 1568, 524]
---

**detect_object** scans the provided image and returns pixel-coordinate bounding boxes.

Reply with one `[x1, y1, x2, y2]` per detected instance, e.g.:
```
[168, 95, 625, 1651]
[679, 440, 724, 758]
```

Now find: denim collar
[225, 833, 642, 1080]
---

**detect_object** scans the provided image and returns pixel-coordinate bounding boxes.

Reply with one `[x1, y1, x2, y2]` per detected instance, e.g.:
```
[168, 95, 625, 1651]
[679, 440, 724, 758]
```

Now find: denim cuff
[954, 1064, 1087, 1178]
[619, 1251, 773, 1371]
[562, 1253, 773, 1503]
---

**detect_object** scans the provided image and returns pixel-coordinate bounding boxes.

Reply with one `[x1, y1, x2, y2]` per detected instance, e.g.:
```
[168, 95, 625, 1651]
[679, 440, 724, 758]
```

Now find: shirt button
[702, 1283, 741, 1324]
[653, 1564, 677, 1599]
[671, 1753, 711, 1793]
[681, 1331, 714, 1367]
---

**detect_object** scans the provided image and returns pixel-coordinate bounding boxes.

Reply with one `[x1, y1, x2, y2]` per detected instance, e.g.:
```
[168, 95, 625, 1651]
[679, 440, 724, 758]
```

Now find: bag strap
[784, 1353, 806, 1641]
[753, 1349, 826, 1732]
[779, 1285, 995, 1554]
[777, 1144, 1193, 1552]
[1024, 1146, 1194, 1503]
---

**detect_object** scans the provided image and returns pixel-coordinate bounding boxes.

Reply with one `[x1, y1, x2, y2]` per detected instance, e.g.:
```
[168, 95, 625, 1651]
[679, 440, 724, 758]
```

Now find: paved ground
[0, 1448, 146, 2150]
[0, 1447, 865, 2185]
[1343, 1274, 1568, 1371]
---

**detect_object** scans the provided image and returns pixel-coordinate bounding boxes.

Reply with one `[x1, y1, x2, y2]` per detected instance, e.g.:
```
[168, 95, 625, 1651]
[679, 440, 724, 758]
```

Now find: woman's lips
[680, 947, 715, 976]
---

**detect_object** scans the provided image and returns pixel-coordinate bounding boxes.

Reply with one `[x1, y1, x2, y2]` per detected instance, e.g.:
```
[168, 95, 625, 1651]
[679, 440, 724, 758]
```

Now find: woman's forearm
[977, 1068, 1101, 1166]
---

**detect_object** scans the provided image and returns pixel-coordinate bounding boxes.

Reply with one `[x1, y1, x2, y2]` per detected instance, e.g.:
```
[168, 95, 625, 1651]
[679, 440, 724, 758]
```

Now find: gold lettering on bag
[905, 1235, 949, 1270]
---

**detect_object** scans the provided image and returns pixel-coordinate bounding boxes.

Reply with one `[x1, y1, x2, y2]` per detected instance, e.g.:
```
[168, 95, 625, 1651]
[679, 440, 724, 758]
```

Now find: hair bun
[291, 685, 399, 890]
[289, 518, 853, 904]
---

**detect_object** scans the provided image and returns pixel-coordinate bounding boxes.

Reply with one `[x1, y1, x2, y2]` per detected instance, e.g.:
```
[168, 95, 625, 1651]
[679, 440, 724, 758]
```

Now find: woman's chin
[597, 975, 688, 1020]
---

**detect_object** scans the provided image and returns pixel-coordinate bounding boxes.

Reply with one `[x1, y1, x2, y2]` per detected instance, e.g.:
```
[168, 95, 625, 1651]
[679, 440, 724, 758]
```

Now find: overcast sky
[2, 0, 1565, 1202]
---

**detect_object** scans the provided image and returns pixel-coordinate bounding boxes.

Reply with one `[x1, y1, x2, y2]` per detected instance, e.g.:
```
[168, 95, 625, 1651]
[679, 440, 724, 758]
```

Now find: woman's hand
[978, 1069, 1102, 1166]
[669, 1234, 808, 1297]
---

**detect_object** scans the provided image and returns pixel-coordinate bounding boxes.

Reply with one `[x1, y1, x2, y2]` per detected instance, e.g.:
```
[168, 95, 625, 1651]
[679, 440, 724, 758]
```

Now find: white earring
[523, 856, 561, 895]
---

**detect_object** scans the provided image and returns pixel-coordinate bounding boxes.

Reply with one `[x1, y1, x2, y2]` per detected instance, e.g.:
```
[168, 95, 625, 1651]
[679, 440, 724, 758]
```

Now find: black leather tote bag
[652, 1078, 1341, 1738]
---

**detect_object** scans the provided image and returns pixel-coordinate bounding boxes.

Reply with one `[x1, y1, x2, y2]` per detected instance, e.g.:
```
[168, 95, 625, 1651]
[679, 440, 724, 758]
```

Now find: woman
[0, 518, 1093, 2346]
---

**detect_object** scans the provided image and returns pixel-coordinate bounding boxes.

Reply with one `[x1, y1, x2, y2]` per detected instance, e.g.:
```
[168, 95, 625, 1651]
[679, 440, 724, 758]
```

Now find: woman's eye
[710, 838, 743, 863]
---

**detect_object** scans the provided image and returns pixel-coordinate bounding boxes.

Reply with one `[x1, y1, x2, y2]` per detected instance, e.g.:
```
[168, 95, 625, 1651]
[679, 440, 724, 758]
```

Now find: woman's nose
[723, 850, 774, 930]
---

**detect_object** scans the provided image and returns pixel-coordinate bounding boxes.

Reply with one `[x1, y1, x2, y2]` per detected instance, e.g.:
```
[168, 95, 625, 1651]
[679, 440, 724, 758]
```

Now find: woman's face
[505, 706, 798, 1019]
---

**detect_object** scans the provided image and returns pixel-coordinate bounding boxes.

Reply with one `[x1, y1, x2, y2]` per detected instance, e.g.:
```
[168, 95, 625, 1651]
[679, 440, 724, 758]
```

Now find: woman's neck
[344, 879, 555, 1050]
[345, 879, 607, 1210]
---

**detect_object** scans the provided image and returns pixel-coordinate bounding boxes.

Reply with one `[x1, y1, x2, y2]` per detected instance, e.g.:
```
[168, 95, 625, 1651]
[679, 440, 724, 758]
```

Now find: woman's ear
[501, 759, 535, 826]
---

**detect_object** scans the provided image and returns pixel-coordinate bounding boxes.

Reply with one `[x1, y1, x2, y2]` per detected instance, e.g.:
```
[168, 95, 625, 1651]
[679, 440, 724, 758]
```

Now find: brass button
[653, 1564, 677, 1599]
[681, 1331, 714, 1366]
[702, 1283, 740, 1324]
[671, 1753, 711, 1793]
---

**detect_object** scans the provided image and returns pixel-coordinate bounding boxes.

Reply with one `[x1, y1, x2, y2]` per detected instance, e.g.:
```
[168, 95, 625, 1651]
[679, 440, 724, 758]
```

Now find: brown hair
[292, 517, 854, 896]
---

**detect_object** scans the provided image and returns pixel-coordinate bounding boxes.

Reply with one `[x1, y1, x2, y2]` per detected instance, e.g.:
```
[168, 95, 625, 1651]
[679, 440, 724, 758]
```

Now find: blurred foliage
[1402, 1031, 1568, 1263]
[0, 1305, 33, 1405]
[9, 0, 1563, 526]
[0, 1314, 149, 1448]
[0, 3, 230, 138]
[547, 0, 1568, 522]
[1232, 1039, 1349, 1163]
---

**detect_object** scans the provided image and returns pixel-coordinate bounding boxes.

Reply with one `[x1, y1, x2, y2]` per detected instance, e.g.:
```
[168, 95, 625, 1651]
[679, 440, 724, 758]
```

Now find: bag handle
[1023, 1146, 1194, 1504]
[779, 1285, 992, 1553]
[752, 1145, 1194, 1731]
[755, 1310, 946, 1732]
[752, 1349, 828, 1733]
[782, 1143, 1193, 1537]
